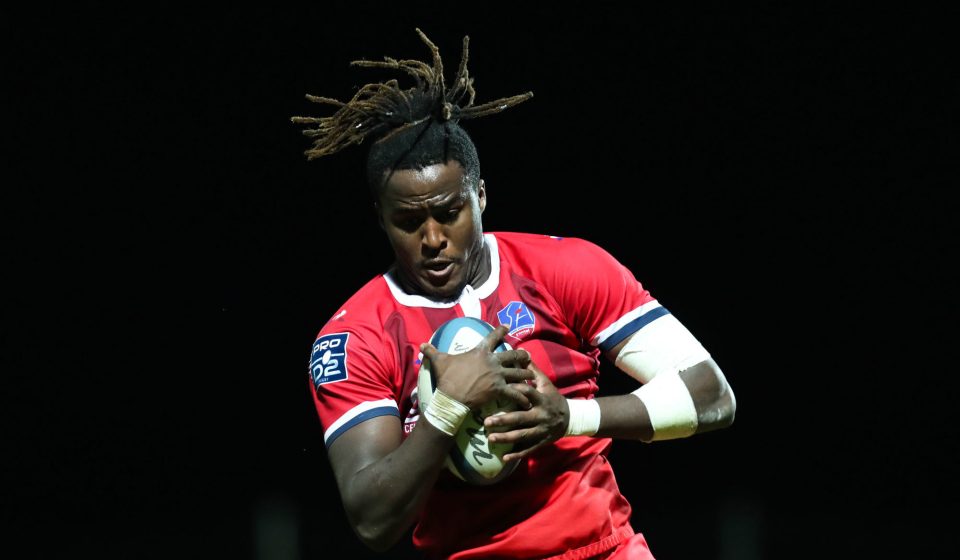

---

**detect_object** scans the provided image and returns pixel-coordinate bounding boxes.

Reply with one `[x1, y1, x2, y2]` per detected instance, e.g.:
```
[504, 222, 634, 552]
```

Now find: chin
[422, 284, 459, 300]
[421, 278, 465, 300]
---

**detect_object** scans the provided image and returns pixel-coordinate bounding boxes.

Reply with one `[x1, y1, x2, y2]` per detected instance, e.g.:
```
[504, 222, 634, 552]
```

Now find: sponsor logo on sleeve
[404, 386, 420, 434]
[310, 333, 349, 389]
[497, 301, 536, 340]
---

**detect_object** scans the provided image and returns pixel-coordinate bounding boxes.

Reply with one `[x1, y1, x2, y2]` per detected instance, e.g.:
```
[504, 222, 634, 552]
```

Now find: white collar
[383, 233, 500, 308]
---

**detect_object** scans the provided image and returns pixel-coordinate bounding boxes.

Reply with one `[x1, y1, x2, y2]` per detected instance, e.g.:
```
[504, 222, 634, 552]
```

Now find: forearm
[333, 420, 454, 551]
[485, 358, 735, 459]
[590, 359, 736, 442]
[594, 394, 654, 440]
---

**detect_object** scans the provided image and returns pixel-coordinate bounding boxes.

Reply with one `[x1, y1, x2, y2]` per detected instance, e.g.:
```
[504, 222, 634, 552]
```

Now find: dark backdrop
[7, 4, 955, 558]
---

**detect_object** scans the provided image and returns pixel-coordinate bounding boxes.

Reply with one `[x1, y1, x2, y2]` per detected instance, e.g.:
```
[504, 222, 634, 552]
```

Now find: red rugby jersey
[309, 232, 666, 559]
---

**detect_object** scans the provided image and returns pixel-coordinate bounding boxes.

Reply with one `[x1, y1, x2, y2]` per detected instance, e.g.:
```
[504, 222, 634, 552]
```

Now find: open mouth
[423, 260, 455, 283]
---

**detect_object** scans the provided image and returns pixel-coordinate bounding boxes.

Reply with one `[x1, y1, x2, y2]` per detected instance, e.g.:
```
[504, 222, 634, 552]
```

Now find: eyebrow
[389, 189, 466, 212]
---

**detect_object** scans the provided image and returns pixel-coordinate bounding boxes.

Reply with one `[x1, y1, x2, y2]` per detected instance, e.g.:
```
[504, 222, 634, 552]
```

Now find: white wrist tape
[423, 389, 470, 436]
[632, 371, 699, 441]
[565, 398, 601, 437]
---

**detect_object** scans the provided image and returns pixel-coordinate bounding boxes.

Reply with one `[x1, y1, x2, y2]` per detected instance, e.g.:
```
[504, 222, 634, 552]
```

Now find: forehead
[379, 162, 470, 208]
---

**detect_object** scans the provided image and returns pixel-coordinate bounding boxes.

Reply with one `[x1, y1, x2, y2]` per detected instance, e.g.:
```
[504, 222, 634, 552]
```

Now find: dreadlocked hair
[291, 28, 533, 192]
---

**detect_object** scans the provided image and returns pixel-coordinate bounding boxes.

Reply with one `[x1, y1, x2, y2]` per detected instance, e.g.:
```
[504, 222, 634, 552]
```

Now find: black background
[6, 3, 956, 558]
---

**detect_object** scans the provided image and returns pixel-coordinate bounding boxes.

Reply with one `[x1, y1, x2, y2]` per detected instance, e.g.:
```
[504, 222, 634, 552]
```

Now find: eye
[392, 215, 422, 232]
[440, 206, 462, 223]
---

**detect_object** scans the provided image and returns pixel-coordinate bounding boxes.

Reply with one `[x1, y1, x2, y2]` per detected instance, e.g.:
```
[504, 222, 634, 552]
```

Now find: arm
[486, 325, 736, 460]
[483, 238, 734, 456]
[325, 326, 532, 551]
[591, 356, 736, 441]
[597, 315, 737, 441]
[326, 413, 453, 551]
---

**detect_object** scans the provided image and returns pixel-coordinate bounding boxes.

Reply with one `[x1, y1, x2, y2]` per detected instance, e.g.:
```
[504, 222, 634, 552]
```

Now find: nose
[421, 218, 447, 254]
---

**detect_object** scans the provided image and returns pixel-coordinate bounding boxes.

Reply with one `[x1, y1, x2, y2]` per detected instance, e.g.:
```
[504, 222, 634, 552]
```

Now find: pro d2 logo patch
[310, 333, 349, 390]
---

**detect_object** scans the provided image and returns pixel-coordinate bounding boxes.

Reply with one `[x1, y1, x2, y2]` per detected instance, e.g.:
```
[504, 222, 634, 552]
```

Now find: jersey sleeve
[308, 320, 401, 448]
[547, 237, 666, 353]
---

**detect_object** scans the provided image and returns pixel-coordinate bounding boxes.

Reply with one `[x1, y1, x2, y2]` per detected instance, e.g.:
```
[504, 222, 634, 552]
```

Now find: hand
[420, 325, 534, 410]
[483, 362, 569, 462]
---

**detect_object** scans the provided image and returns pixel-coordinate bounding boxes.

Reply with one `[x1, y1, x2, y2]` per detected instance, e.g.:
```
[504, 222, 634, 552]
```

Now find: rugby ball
[417, 317, 520, 485]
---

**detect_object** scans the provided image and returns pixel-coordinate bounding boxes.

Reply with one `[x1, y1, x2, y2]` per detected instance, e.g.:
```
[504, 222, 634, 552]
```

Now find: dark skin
[327, 326, 533, 551]
[328, 160, 736, 551]
[375, 161, 489, 301]
[484, 356, 736, 461]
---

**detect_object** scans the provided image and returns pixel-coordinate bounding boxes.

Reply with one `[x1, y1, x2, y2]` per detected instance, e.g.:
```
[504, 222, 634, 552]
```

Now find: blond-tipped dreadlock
[290, 29, 533, 189]
[292, 28, 532, 160]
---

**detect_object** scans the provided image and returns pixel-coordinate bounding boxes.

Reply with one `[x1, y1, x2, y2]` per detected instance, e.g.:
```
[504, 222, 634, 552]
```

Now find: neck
[465, 239, 491, 290]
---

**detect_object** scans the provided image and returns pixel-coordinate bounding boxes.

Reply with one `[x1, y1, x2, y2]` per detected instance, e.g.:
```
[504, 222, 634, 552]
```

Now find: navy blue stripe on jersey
[325, 407, 400, 448]
[598, 306, 671, 353]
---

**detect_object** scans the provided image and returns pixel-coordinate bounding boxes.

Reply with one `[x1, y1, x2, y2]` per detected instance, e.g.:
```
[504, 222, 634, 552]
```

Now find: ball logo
[310, 333, 349, 390]
[465, 409, 495, 464]
[497, 301, 535, 340]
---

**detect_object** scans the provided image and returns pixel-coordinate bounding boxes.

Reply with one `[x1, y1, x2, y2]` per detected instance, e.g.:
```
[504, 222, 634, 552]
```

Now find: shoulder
[310, 274, 404, 390]
[490, 232, 621, 275]
[316, 273, 397, 340]
[490, 231, 595, 251]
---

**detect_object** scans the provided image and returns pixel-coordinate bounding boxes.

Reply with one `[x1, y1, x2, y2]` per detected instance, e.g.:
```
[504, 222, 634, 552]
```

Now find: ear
[477, 179, 487, 214]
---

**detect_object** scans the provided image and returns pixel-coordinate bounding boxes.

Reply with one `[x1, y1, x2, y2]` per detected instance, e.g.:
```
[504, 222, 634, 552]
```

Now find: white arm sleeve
[615, 313, 711, 441]
[614, 313, 711, 383]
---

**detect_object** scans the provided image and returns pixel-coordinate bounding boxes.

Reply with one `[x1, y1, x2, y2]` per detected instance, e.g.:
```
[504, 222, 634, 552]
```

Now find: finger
[487, 424, 545, 445]
[498, 386, 532, 410]
[419, 342, 441, 362]
[519, 378, 543, 405]
[500, 380, 541, 407]
[496, 348, 531, 367]
[481, 325, 509, 351]
[485, 409, 538, 431]
[501, 367, 536, 384]
[501, 437, 551, 463]
[504, 383, 534, 410]
[506, 381, 536, 398]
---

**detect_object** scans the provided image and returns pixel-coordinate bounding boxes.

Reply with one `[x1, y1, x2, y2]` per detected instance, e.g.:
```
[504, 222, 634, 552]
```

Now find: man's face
[377, 161, 486, 299]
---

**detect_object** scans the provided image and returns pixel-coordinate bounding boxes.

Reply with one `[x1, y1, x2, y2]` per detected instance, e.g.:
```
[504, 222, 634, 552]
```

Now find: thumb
[420, 342, 440, 362]
[481, 324, 509, 352]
